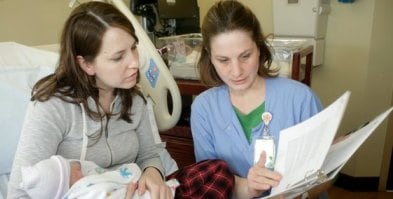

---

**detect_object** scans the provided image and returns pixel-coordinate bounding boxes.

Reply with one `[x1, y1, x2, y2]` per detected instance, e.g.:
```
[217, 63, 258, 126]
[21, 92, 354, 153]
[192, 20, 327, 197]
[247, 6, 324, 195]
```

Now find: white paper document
[322, 107, 393, 175]
[260, 91, 393, 199]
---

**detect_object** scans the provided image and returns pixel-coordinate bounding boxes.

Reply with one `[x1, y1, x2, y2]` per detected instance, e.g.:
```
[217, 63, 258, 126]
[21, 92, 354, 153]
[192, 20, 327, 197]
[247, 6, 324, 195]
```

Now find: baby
[19, 155, 178, 199]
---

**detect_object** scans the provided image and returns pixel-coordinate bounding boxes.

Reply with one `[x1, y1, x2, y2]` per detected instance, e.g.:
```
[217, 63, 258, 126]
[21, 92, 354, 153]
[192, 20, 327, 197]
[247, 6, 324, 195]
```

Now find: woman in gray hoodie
[8, 2, 173, 198]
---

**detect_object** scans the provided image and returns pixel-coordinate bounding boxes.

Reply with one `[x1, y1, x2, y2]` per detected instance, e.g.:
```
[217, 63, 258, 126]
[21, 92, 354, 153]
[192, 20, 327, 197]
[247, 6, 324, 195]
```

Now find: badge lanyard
[254, 112, 275, 169]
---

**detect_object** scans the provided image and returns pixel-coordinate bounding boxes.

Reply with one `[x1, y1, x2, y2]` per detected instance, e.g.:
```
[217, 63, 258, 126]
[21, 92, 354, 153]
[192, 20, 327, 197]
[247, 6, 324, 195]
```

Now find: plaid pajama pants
[167, 159, 234, 199]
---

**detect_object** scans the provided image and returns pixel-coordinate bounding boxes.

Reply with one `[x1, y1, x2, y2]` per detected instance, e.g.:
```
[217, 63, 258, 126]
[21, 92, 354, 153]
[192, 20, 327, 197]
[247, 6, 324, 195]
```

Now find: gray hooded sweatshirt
[7, 94, 164, 198]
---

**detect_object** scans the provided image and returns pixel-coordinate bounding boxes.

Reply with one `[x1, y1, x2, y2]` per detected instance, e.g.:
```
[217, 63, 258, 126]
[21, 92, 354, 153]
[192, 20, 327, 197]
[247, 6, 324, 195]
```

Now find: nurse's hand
[137, 167, 173, 199]
[247, 151, 282, 197]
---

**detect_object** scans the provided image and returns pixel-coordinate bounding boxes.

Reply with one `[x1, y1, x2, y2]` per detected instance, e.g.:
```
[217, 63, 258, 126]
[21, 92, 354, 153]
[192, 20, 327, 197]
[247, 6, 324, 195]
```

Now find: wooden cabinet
[160, 126, 195, 169]
[291, 45, 313, 86]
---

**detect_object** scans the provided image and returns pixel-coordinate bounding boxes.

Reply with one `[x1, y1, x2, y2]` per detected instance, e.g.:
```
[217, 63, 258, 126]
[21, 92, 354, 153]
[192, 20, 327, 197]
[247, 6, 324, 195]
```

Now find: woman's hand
[125, 182, 138, 198]
[137, 167, 173, 199]
[247, 151, 282, 197]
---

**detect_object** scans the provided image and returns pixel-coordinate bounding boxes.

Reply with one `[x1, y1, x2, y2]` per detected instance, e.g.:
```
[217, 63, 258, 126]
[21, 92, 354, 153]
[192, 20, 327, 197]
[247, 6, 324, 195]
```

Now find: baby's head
[19, 155, 83, 199]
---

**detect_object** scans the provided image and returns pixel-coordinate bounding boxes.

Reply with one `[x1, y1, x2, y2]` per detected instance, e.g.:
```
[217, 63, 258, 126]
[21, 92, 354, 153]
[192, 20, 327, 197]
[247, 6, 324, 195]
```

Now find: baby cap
[19, 155, 70, 199]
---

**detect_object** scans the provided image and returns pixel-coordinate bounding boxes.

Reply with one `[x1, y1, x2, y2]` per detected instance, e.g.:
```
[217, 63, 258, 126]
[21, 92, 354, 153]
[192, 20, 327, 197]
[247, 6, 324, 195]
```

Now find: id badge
[254, 112, 275, 169]
[254, 137, 275, 169]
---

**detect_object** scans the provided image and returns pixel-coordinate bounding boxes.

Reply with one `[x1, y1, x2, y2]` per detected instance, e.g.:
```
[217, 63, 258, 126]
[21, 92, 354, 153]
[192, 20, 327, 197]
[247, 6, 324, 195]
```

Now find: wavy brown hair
[198, 0, 278, 87]
[32, 2, 142, 123]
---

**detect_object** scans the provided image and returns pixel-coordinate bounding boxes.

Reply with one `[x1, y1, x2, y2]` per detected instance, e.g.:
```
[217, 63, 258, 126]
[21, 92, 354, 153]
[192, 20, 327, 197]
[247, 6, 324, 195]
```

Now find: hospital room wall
[0, 0, 72, 46]
[311, 0, 393, 180]
[0, 0, 131, 46]
[197, 0, 274, 35]
[0, 0, 392, 180]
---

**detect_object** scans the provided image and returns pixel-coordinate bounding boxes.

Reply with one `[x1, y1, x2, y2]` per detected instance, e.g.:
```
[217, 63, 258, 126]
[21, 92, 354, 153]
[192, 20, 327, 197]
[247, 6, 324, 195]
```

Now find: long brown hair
[198, 0, 277, 87]
[32, 2, 142, 123]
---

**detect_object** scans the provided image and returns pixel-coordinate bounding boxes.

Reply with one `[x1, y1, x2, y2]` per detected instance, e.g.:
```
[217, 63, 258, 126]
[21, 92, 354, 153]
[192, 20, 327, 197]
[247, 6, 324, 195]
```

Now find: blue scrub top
[190, 77, 322, 177]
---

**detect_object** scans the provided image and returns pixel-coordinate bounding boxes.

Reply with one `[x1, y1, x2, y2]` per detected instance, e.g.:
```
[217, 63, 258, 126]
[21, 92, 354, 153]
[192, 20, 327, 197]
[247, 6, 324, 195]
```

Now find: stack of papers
[261, 91, 393, 198]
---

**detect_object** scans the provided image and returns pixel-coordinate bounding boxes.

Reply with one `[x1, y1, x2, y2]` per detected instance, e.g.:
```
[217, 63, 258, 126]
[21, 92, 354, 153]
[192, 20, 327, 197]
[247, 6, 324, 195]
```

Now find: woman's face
[89, 27, 139, 92]
[210, 30, 260, 92]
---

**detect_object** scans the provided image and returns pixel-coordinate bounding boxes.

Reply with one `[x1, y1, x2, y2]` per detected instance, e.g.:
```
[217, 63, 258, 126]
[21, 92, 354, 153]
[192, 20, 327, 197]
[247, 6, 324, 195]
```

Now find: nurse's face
[84, 27, 139, 92]
[210, 30, 260, 92]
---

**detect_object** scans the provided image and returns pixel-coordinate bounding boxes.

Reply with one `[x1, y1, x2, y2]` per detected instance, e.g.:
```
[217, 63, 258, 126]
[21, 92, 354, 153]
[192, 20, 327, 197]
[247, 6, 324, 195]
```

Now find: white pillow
[0, 42, 57, 175]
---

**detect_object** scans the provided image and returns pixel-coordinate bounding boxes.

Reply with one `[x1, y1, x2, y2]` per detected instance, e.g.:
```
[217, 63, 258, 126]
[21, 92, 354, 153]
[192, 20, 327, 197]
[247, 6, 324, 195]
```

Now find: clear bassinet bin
[156, 34, 313, 85]
[156, 33, 202, 80]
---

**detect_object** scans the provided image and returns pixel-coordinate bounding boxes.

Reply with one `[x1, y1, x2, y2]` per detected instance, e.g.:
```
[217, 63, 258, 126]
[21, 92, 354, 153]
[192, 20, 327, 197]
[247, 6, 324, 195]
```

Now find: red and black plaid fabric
[167, 159, 234, 199]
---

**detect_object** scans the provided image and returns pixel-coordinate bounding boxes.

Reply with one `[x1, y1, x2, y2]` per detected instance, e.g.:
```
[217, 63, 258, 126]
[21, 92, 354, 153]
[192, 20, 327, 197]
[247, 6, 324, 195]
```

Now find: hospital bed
[0, 0, 180, 198]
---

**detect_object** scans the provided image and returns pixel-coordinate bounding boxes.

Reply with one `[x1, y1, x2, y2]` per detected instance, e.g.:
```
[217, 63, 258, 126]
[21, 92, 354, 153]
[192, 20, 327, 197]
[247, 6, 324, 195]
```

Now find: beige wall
[0, 0, 72, 46]
[197, 0, 273, 35]
[357, 0, 393, 176]
[313, 0, 375, 176]
[1, 0, 392, 178]
[311, 0, 393, 177]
